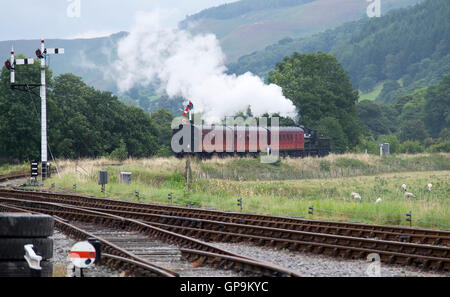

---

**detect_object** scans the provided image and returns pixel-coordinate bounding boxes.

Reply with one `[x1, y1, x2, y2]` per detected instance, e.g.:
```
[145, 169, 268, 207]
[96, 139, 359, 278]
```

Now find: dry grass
[42, 154, 450, 229]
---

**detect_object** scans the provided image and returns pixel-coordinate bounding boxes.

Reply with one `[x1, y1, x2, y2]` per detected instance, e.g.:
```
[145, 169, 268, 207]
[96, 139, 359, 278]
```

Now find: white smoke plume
[113, 11, 296, 123]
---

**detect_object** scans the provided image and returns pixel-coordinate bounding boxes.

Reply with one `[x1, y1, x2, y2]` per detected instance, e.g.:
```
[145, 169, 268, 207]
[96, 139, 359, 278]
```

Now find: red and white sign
[69, 241, 96, 268]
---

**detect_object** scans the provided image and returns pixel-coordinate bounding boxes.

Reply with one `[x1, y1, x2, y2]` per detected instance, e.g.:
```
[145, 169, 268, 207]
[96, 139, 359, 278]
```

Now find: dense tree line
[0, 61, 173, 163]
[268, 52, 362, 153]
[357, 74, 450, 153]
[228, 0, 450, 103]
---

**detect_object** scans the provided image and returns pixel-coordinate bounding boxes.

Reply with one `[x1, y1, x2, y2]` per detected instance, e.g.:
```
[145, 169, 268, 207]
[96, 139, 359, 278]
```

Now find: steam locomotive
[172, 123, 330, 158]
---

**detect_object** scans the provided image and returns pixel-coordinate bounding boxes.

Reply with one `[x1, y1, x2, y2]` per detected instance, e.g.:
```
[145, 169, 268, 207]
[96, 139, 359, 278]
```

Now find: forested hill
[228, 0, 450, 103]
[181, 0, 422, 62]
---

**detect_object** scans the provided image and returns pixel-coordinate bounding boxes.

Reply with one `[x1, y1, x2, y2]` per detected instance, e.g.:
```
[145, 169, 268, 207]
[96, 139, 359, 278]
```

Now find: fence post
[406, 212, 412, 227]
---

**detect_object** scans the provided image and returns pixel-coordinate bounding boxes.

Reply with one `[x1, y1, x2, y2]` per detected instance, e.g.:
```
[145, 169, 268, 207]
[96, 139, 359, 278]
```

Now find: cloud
[112, 10, 296, 122]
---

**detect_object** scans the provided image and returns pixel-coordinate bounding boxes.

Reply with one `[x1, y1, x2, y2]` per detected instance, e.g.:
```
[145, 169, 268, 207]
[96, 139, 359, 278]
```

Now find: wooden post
[185, 157, 192, 190]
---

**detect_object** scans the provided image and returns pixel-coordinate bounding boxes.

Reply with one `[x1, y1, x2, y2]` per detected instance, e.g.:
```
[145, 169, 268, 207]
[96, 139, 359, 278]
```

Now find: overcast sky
[0, 0, 238, 41]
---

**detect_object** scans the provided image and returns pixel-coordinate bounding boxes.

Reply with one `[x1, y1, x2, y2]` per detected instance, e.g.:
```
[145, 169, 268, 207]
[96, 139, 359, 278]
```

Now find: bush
[427, 140, 450, 153]
[353, 136, 378, 154]
[378, 135, 401, 154]
[334, 158, 368, 170]
[109, 140, 128, 162]
[156, 146, 172, 157]
[319, 160, 331, 172]
[400, 141, 424, 154]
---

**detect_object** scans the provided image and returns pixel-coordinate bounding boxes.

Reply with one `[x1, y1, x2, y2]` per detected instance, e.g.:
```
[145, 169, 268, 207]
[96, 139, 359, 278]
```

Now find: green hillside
[228, 0, 450, 103]
[0, 32, 126, 92]
[182, 0, 422, 62]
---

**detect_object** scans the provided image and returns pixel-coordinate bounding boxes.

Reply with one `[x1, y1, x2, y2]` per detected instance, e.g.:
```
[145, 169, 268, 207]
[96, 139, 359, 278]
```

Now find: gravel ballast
[211, 242, 449, 277]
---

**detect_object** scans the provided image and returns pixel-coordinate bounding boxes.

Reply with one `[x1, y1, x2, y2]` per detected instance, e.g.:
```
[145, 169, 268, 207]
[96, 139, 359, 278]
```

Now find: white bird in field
[427, 183, 432, 192]
[404, 192, 417, 199]
[401, 184, 407, 192]
[375, 197, 382, 204]
[350, 192, 362, 201]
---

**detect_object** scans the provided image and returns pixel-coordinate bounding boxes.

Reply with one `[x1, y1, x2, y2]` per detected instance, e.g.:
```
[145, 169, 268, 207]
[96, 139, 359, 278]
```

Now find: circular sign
[69, 241, 97, 268]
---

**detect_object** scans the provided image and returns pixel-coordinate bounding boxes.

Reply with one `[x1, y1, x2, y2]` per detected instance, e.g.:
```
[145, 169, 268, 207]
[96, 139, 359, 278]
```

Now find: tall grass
[41, 154, 450, 230]
[0, 163, 29, 175]
[192, 153, 450, 181]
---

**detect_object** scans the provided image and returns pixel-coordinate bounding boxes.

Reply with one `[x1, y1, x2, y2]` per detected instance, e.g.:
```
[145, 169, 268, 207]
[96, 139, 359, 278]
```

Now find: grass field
[359, 83, 384, 101]
[39, 154, 450, 230]
[0, 163, 28, 175]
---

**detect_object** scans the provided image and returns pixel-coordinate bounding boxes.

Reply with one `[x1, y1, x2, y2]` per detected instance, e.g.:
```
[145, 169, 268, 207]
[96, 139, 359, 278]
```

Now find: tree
[316, 117, 348, 153]
[0, 66, 163, 163]
[150, 109, 175, 151]
[425, 74, 450, 137]
[378, 135, 401, 154]
[357, 100, 398, 137]
[377, 80, 402, 103]
[268, 51, 362, 150]
[400, 140, 425, 154]
[0, 56, 53, 162]
[398, 119, 429, 143]
[110, 140, 128, 161]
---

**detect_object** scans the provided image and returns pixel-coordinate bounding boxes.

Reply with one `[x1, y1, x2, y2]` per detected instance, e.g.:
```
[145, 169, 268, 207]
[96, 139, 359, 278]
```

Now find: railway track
[3, 188, 449, 246]
[0, 197, 301, 277]
[0, 189, 449, 273]
[0, 172, 28, 183]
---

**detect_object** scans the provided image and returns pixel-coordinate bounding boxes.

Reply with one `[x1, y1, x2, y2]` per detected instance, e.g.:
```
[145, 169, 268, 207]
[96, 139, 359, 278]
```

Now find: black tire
[0, 260, 53, 277]
[0, 214, 54, 237]
[0, 238, 53, 260]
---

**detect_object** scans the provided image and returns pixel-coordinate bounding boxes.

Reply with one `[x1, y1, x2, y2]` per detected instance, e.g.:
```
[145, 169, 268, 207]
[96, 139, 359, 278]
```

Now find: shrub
[156, 146, 172, 157]
[334, 158, 368, 170]
[110, 140, 128, 162]
[319, 160, 331, 172]
[400, 141, 424, 154]
[378, 135, 401, 154]
[353, 136, 378, 154]
[427, 140, 450, 153]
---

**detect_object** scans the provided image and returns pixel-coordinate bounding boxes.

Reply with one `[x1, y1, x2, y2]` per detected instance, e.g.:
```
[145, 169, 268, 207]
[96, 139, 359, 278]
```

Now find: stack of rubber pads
[0, 213, 54, 277]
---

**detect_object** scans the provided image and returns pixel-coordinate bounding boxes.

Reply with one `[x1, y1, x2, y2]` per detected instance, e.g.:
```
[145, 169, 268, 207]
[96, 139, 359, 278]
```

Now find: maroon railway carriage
[173, 124, 308, 157]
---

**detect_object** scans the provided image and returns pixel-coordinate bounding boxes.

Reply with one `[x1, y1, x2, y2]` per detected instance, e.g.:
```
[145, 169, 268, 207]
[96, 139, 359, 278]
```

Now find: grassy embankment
[0, 163, 29, 175]
[39, 153, 450, 229]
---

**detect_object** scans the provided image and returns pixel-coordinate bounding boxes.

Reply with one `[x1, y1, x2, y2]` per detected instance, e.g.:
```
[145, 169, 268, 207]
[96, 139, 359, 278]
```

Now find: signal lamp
[35, 49, 44, 59]
[4, 60, 12, 70]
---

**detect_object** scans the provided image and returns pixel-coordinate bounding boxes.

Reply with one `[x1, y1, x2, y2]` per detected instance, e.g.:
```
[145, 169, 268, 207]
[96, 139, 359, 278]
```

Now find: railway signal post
[36, 40, 64, 181]
[5, 40, 64, 182]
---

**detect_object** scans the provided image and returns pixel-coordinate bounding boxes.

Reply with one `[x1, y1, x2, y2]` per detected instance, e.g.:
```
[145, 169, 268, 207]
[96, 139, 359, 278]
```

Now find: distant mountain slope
[181, 0, 422, 62]
[0, 32, 127, 92]
[228, 0, 450, 103]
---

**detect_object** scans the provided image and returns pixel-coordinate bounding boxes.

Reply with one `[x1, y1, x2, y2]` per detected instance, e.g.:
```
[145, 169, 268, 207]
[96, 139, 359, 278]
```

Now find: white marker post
[10, 47, 15, 84]
[36, 40, 64, 180]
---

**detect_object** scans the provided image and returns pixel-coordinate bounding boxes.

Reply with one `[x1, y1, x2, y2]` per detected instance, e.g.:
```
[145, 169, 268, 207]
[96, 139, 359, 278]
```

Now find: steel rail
[3, 188, 448, 246]
[0, 197, 301, 277]
[1, 196, 449, 272]
[0, 203, 178, 277]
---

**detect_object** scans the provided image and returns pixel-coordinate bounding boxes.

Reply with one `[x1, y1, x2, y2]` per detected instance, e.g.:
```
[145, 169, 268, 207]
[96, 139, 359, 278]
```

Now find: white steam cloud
[114, 11, 296, 122]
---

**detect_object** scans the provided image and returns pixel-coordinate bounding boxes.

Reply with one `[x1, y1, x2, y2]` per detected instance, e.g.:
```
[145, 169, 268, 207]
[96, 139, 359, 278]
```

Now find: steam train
[172, 123, 330, 158]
